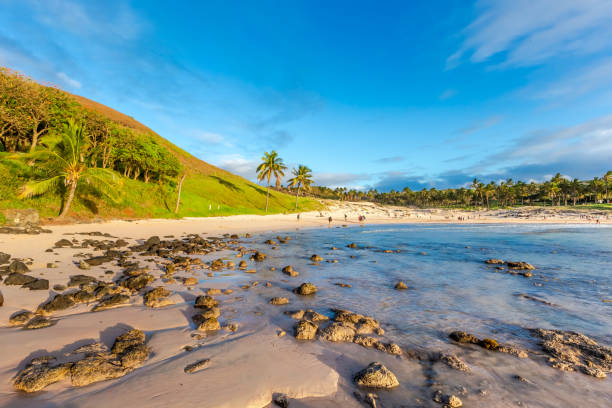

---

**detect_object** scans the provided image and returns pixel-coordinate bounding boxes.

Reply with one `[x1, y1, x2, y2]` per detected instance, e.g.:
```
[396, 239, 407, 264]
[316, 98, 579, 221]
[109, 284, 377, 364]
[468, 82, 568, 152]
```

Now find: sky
[1, 0, 611, 191]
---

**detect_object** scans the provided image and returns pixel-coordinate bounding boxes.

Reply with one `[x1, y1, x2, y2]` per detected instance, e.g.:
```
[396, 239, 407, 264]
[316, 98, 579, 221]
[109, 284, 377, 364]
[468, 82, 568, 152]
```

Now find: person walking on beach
[328, 216, 332, 227]
[344, 213, 348, 222]
[297, 213, 300, 222]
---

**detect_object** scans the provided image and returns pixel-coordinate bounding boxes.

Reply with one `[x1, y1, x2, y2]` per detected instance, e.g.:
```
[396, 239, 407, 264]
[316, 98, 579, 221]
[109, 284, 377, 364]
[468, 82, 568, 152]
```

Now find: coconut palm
[604, 171, 612, 203]
[16, 119, 118, 218]
[288, 165, 313, 210]
[256, 150, 287, 212]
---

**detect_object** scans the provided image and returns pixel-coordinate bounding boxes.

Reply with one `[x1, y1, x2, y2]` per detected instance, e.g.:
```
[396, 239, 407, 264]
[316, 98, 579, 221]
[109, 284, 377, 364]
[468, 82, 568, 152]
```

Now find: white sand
[0, 203, 610, 407]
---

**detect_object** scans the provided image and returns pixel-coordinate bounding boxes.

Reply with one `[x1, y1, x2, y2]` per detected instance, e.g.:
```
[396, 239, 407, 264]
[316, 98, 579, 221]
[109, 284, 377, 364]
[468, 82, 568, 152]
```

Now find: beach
[0, 205, 611, 407]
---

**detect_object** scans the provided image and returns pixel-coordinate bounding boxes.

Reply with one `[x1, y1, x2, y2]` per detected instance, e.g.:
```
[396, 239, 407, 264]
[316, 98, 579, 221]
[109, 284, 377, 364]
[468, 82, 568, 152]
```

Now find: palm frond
[18, 176, 63, 199]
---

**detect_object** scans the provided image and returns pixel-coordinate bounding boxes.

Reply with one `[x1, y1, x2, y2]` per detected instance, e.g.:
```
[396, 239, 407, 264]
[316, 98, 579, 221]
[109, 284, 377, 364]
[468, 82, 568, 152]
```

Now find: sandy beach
[0, 204, 610, 408]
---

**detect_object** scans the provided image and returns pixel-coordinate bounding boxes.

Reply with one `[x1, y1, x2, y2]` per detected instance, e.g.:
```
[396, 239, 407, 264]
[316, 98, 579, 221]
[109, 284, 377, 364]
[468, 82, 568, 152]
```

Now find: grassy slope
[0, 94, 321, 220]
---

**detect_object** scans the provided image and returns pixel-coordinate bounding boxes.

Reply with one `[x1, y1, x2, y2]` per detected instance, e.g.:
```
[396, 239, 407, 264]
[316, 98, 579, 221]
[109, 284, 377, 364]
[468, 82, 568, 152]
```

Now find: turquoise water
[257, 223, 611, 347]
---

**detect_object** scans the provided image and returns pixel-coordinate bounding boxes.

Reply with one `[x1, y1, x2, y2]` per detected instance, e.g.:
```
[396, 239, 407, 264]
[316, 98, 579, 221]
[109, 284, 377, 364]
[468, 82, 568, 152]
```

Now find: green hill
[0, 67, 321, 222]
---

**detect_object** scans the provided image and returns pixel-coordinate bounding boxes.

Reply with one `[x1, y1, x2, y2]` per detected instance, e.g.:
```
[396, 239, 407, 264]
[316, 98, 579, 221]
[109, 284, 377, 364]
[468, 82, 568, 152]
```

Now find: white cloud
[56, 71, 81, 89]
[191, 131, 229, 145]
[215, 154, 259, 180]
[312, 172, 370, 188]
[448, 0, 612, 68]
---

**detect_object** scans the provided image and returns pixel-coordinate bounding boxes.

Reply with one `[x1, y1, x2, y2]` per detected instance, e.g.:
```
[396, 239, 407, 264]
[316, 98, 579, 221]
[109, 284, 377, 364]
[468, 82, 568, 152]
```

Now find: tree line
[308, 172, 612, 208]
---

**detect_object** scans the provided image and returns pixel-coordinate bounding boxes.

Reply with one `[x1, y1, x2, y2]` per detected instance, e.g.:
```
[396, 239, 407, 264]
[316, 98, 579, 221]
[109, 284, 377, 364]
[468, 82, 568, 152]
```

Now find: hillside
[0, 68, 321, 222]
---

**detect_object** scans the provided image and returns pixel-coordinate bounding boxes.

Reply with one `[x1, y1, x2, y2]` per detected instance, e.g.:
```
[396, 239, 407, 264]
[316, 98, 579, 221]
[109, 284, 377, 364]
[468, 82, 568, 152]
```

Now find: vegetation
[256, 150, 287, 212]
[288, 165, 313, 210]
[309, 172, 612, 209]
[0, 67, 321, 220]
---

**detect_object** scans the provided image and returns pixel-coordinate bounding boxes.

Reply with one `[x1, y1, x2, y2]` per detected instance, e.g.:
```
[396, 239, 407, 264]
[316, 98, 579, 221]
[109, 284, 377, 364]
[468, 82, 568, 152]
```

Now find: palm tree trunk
[294, 185, 301, 210]
[174, 174, 186, 214]
[265, 177, 270, 212]
[59, 181, 77, 218]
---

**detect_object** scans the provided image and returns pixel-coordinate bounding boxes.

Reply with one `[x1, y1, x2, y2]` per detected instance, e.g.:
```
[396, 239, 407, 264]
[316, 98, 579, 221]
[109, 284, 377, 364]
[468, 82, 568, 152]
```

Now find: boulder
[4, 273, 37, 286]
[294, 320, 318, 340]
[68, 274, 98, 287]
[353, 362, 399, 389]
[70, 356, 127, 387]
[92, 294, 130, 311]
[54, 239, 73, 248]
[449, 331, 479, 344]
[8, 260, 29, 273]
[319, 322, 356, 342]
[24, 316, 53, 330]
[37, 294, 75, 315]
[120, 274, 154, 292]
[310, 254, 323, 262]
[0, 252, 10, 264]
[196, 317, 220, 331]
[251, 251, 267, 261]
[9, 311, 34, 326]
[84, 256, 113, 266]
[194, 295, 219, 309]
[484, 259, 504, 264]
[269, 297, 289, 305]
[282, 265, 298, 277]
[143, 287, 174, 308]
[23, 278, 49, 291]
[293, 282, 317, 295]
[13, 362, 71, 392]
[506, 261, 535, 270]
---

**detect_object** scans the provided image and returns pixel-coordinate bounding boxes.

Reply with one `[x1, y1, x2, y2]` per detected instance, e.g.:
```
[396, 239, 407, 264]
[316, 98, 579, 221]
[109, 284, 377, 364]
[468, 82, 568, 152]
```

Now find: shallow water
[226, 223, 612, 407]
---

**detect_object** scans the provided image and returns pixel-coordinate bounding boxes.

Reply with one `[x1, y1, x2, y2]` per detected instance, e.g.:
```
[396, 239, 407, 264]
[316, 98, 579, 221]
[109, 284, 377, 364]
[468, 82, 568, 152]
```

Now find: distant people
[297, 213, 300, 221]
[344, 213, 348, 222]
[328, 216, 332, 227]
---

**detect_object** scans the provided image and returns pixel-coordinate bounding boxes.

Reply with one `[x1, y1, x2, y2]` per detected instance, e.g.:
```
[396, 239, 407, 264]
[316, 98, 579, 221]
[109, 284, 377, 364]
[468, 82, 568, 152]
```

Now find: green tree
[604, 171, 612, 204]
[256, 150, 286, 212]
[288, 165, 313, 210]
[15, 119, 118, 218]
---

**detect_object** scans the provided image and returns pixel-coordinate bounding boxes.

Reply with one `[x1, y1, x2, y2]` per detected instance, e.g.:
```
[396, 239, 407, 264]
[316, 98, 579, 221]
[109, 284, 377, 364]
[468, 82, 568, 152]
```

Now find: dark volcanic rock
[68, 274, 98, 287]
[37, 294, 76, 315]
[294, 320, 318, 340]
[4, 273, 37, 286]
[120, 274, 154, 292]
[54, 239, 73, 248]
[293, 282, 317, 295]
[194, 295, 219, 309]
[84, 256, 113, 266]
[92, 294, 130, 311]
[449, 331, 479, 344]
[353, 362, 399, 389]
[184, 358, 211, 374]
[23, 278, 49, 291]
[9, 260, 29, 273]
[0, 252, 10, 264]
[13, 362, 71, 392]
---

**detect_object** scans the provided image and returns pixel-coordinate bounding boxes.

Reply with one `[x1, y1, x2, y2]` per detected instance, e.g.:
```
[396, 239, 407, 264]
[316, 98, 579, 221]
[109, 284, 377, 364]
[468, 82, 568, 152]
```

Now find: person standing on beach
[297, 213, 300, 221]
[344, 213, 347, 222]
[328, 216, 332, 227]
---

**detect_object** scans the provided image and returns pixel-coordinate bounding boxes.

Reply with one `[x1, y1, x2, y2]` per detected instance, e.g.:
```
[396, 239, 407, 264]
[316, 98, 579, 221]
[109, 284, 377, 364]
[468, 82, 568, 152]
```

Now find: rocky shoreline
[0, 220, 610, 407]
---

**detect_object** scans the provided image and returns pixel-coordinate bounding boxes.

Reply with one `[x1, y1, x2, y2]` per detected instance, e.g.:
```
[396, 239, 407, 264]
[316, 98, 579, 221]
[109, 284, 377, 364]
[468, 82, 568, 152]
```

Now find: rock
[193, 307, 221, 320]
[23, 278, 49, 291]
[498, 345, 529, 358]
[310, 254, 323, 262]
[484, 259, 504, 264]
[54, 239, 73, 248]
[531, 328, 612, 378]
[8, 260, 29, 273]
[238, 260, 247, 269]
[194, 295, 219, 309]
[282, 265, 298, 277]
[293, 282, 317, 295]
[394, 281, 408, 290]
[506, 261, 535, 270]
[70, 356, 127, 387]
[270, 297, 289, 305]
[143, 287, 174, 308]
[196, 317, 220, 331]
[439, 354, 471, 372]
[0, 252, 10, 264]
[286, 309, 329, 322]
[347, 243, 357, 248]
[84, 256, 113, 266]
[182, 277, 198, 286]
[78, 260, 91, 270]
[449, 331, 479, 344]
[119, 343, 149, 368]
[4, 272, 37, 286]
[224, 323, 238, 332]
[320, 322, 356, 342]
[112, 329, 146, 355]
[53, 284, 66, 291]
[92, 294, 130, 311]
[37, 294, 75, 315]
[444, 395, 463, 407]
[184, 359, 211, 374]
[47, 262, 57, 268]
[335, 282, 352, 288]
[72, 289, 97, 304]
[120, 273, 154, 292]
[294, 320, 318, 340]
[354, 362, 399, 389]
[2, 208, 39, 227]
[273, 393, 289, 408]
[13, 362, 71, 392]
[479, 338, 499, 350]
[10, 311, 34, 326]
[68, 274, 98, 287]
[251, 251, 267, 261]
[24, 316, 53, 330]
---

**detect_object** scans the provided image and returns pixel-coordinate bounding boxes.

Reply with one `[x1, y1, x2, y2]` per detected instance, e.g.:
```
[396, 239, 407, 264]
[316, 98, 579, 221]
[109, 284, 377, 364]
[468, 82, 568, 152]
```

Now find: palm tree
[288, 165, 313, 210]
[256, 150, 287, 212]
[604, 171, 612, 203]
[16, 119, 118, 218]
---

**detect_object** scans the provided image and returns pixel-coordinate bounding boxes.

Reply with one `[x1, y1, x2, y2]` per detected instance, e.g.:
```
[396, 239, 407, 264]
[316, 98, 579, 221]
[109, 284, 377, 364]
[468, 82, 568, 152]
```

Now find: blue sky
[1, 0, 611, 190]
